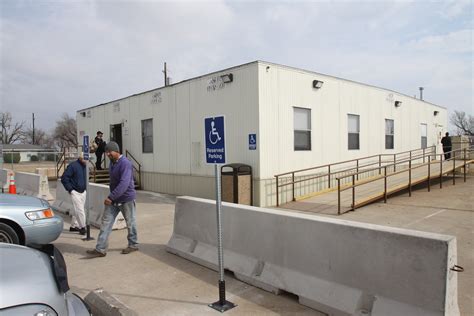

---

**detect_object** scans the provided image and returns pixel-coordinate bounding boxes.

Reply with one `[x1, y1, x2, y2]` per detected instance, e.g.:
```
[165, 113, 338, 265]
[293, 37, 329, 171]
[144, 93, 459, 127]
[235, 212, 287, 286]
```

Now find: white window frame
[294, 107, 312, 151]
[385, 119, 394, 150]
[141, 118, 153, 153]
[348, 114, 360, 150]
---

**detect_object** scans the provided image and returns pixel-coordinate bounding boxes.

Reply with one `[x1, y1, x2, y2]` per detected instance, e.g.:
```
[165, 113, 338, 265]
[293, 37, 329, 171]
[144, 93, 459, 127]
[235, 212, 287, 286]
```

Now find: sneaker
[69, 227, 80, 232]
[86, 249, 106, 257]
[121, 247, 139, 254]
[79, 228, 86, 235]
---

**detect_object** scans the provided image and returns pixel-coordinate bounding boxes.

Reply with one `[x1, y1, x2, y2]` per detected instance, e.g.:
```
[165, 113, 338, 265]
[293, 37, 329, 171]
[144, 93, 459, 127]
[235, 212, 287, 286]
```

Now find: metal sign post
[82, 135, 94, 241]
[204, 116, 236, 312]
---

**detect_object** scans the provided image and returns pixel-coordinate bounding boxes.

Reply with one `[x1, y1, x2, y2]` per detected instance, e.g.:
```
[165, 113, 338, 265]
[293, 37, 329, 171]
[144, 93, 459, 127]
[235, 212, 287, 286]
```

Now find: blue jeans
[95, 200, 138, 253]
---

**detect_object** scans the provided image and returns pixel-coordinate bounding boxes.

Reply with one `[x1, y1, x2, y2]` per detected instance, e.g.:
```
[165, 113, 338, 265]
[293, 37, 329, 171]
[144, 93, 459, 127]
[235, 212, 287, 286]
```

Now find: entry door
[110, 124, 123, 153]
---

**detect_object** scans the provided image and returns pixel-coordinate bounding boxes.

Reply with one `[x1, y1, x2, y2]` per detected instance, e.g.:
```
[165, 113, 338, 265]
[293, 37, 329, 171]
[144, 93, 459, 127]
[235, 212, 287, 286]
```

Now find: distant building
[77, 61, 447, 206]
[2, 144, 56, 163]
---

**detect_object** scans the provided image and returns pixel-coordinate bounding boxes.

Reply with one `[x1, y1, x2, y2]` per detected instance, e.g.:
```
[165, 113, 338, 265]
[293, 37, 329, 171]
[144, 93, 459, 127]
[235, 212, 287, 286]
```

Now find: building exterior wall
[77, 63, 260, 201]
[77, 61, 448, 207]
[257, 62, 447, 206]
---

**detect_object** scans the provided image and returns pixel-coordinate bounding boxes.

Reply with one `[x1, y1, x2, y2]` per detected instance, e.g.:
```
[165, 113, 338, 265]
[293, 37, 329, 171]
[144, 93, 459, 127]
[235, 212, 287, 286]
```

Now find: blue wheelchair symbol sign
[83, 135, 90, 160]
[205, 116, 226, 164]
[249, 134, 257, 150]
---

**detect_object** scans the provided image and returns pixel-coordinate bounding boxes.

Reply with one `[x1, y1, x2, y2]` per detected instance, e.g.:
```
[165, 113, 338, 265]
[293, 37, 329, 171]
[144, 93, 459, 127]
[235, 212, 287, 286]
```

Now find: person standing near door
[94, 131, 106, 170]
[441, 132, 452, 160]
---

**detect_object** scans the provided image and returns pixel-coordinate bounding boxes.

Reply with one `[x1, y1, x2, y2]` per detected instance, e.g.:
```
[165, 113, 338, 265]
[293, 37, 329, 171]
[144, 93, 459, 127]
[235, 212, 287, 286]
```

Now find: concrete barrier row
[0, 169, 8, 192]
[1, 169, 54, 201]
[166, 197, 459, 316]
[53, 180, 126, 230]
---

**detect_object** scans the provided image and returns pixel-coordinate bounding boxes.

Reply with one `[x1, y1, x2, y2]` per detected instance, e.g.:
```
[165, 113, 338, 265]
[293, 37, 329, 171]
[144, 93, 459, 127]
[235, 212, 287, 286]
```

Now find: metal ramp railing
[277, 147, 473, 215]
[274, 146, 436, 206]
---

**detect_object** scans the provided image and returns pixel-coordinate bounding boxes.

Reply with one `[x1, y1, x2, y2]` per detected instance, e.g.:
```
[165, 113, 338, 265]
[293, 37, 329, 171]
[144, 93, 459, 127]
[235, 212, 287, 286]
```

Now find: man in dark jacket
[441, 132, 452, 160]
[87, 141, 138, 257]
[94, 131, 106, 170]
[61, 153, 87, 235]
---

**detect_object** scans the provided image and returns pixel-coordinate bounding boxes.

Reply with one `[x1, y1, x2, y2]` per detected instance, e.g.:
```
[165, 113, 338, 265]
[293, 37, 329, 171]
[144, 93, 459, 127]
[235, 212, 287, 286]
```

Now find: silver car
[0, 193, 63, 245]
[0, 243, 90, 315]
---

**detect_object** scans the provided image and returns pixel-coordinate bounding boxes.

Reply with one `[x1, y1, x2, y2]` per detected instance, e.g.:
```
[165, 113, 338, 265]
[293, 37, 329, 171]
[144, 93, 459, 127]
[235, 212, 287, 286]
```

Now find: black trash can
[221, 164, 253, 206]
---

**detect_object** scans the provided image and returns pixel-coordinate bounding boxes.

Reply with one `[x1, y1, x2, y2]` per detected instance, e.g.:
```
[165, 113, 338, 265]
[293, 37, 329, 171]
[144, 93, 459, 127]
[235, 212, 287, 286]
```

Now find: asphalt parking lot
[52, 175, 473, 315]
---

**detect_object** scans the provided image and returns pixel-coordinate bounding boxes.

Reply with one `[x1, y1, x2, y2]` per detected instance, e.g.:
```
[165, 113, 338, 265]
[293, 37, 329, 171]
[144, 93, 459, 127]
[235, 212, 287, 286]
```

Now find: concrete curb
[84, 288, 138, 316]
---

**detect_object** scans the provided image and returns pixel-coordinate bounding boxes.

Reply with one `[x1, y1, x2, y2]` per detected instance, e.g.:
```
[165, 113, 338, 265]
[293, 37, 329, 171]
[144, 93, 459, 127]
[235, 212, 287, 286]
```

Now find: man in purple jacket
[87, 141, 138, 257]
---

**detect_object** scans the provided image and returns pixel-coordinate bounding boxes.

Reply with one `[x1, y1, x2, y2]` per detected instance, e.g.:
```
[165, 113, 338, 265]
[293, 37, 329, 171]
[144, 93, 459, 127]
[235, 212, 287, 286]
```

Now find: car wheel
[0, 223, 20, 244]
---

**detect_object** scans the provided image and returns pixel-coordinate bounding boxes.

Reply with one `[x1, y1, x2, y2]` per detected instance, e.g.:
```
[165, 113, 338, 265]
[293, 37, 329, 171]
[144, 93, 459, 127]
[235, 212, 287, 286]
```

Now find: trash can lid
[221, 163, 252, 173]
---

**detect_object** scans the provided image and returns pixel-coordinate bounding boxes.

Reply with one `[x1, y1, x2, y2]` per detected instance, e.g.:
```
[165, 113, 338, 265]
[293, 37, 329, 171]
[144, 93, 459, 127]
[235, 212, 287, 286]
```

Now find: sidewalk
[52, 176, 473, 315]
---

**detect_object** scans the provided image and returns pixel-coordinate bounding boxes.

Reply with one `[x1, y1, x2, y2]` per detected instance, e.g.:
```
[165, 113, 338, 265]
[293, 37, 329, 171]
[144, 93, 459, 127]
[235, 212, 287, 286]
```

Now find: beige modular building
[77, 61, 447, 207]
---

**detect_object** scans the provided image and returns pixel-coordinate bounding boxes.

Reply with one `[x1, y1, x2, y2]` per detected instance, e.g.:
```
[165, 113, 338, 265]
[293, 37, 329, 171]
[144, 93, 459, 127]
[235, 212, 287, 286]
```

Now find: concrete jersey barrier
[4, 170, 54, 201]
[166, 197, 459, 316]
[1, 169, 9, 192]
[53, 180, 126, 230]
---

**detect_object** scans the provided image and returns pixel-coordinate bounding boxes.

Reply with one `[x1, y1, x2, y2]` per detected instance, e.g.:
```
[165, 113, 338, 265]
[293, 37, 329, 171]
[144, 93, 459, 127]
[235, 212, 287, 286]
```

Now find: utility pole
[32, 113, 35, 144]
[163, 62, 168, 86]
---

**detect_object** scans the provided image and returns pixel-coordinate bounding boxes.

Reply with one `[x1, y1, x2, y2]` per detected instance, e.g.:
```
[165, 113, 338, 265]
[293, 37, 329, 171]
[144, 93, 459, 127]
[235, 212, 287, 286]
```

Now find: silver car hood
[0, 244, 64, 310]
[0, 194, 49, 208]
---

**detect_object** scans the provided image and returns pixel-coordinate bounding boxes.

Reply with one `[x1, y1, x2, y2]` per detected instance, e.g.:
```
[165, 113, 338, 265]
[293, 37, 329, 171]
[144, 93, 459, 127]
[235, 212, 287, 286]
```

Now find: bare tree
[450, 111, 474, 136]
[0, 112, 26, 144]
[53, 113, 77, 148]
[23, 127, 54, 147]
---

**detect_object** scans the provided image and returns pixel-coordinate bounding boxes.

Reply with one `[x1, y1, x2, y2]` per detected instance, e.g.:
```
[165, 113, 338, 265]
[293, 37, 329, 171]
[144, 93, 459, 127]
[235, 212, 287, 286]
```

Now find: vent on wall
[80, 112, 86, 117]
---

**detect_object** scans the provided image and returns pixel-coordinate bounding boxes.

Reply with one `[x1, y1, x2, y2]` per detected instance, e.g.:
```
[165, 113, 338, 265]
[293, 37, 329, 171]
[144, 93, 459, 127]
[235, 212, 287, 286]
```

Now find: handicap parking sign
[249, 134, 257, 150]
[83, 135, 90, 160]
[205, 116, 226, 164]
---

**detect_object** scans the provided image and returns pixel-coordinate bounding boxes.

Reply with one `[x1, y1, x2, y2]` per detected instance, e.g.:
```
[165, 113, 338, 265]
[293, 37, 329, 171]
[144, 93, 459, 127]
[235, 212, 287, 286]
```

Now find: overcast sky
[1, 0, 472, 132]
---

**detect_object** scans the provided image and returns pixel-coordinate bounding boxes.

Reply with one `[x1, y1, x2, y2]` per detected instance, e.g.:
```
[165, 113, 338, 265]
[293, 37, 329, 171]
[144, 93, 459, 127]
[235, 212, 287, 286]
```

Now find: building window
[141, 119, 153, 153]
[294, 107, 311, 151]
[385, 119, 394, 149]
[420, 123, 427, 149]
[348, 114, 360, 150]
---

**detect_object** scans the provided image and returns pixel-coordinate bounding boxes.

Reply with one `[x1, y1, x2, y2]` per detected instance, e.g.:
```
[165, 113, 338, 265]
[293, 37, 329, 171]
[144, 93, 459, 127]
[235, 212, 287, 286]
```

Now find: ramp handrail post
[292, 172, 295, 202]
[356, 160, 359, 180]
[453, 153, 456, 185]
[337, 178, 341, 215]
[378, 155, 381, 175]
[384, 166, 387, 203]
[427, 155, 431, 192]
[352, 174, 355, 210]
[275, 176, 279, 207]
[393, 154, 396, 172]
[464, 148, 467, 182]
[408, 159, 412, 197]
[440, 154, 443, 189]
[328, 165, 331, 188]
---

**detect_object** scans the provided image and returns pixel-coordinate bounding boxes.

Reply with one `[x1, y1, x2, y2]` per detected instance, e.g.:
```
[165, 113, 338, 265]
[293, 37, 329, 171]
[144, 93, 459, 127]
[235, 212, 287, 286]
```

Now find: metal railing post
[427, 156, 431, 192]
[352, 174, 355, 210]
[453, 153, 456, 185]
[423, 148, 425, 163]
[378, 155, 381, 175]
[393, 154, 396, 172]
[384, 166, 387, 203]
[440, 154, 443, 189]
[356, 160, 359, 180]
[337, 178, 341, 215]
[275, 176, 279, 207]
[408, 160, 412, 197]
[328, 165, 331, 188]
[464, 148, 467, 182]
[292, 172, 295, 202]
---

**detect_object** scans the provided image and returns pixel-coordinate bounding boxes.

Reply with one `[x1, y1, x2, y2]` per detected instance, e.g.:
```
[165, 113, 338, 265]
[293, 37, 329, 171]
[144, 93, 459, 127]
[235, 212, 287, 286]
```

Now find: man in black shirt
[94, 131, 106, 170]
[441, 132, 452, 160]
